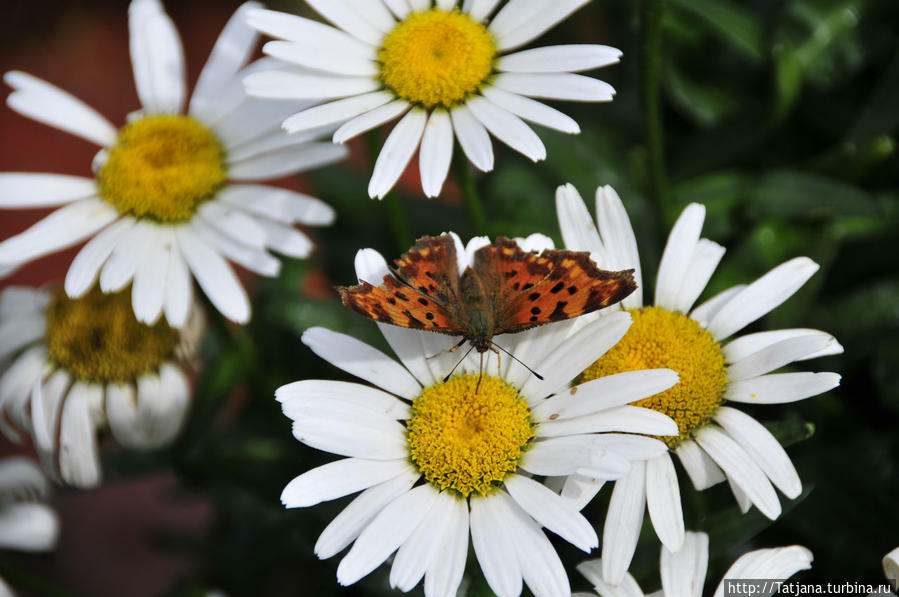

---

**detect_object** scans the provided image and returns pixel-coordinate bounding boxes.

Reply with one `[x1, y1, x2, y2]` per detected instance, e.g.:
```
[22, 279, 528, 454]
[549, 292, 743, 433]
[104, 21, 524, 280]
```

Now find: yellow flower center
[45, 287, 179, 384]
[96, 115, 226, 223]
[407, 374, 534, 497]
[379, 9, 496, 108]
[579, 307, 728, 447]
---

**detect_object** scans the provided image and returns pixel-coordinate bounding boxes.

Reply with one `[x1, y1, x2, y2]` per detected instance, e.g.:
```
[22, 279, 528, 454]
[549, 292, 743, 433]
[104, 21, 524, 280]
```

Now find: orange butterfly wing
[473, 238, 636, 334]
[338, 235, 464, 334]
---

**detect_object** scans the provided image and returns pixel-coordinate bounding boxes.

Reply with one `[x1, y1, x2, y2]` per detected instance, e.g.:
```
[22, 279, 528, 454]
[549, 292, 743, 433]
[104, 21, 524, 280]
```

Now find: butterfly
[339, 235, 636, 364]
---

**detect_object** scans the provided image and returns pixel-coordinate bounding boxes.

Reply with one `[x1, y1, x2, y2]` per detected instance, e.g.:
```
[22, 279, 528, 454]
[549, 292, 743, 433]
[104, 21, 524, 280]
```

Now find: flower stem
[639, 0, 672, 224]
[453, 149, 488, 236]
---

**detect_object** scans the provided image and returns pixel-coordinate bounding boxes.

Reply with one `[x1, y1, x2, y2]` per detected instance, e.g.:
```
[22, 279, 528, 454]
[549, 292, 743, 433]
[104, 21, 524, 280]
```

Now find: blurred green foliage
[6, 0, 899, 595]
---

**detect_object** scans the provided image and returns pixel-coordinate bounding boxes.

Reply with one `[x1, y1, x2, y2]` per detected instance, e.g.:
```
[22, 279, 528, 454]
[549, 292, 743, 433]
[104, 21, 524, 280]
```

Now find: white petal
[521, 310, 632, 401]
[655, 203, 705, 311]
[382, 0, 411, 20]
[481, 87, 580, 134]
[708, 258, 820, 341]
[262, 40, 378, 76]
[0, 199, 118, 268]
[390, 489, 456, 592]
[532, 368, 678, 422]
[694, 425, 781, 519]
[494, 72, 615, 102]
[713, 406, 801, 498]
[192, 221, 281, 277]
[578, 559, 645, 597]
[505, 474, 597, 552]
[197, 202, 267, 249]
[368, 109, 427, 199]
[281, 458, 413, 507]
[466, 95, 546, 162]
[487, 0, 541, 39]
[58, 383, 102, 488]
[176, 227, 250, 323]
[467, 0, 502, 22]
[3, 71, 117, 146]
[499, 44, 622, 73]
[595, 185, 643, 308]
[0, 457, 50, 501]
[660, 531, 708, 597]
[189, 1, 262, 121]
[132, 227, 171, 325]
[672, 239, 725, 314]
[212, 95, 308, 149]
[277, 379, 410, 420]
[243, 70, 379, 101]
[556, 183, 604, 254]
[470, 494, 523, 597]
[99, 220, 156, 293]
[882, 547, 899, 584]
[0, 502, 59, 552]
[314, 468, 420, 559]
[713, 546, 813, 597]
[503, 492, 571, 597]
[31, 370, 68, 479]
[559, 474, 605, 511]
[725, 372, 841, 404]
[423, 495, 469, 597]
[0, 314, 44, 363]
[65, 217, 135, 298]
[674, 439, 726, 491]
[0, 173, 97, 208]
[601, 462, 646, 585]
[727, 334, 836, 381]
[283, 92, 394, 134]
[128, 0, 186, 114]
[228, 142, 348, 180]
[218, 184, 335, 226]
[0, 347, 47, 436]
[133, 364, 190, 446]
[0, 288, 50, 318]
[289, 399, 407, 460]
[305, 0, 385, 46]
[301, 327, 421, 399]
[536, 405, 677, 438]
[419, 110, 454, 198]
[336, 485, 439, 586]
[333, 100, 409, 144]
[645, 453, 685, 551]
[246, 9, 376, 59]
[163, 244, 192, 328]
[724, 329, 843, 365]
[690, 285, 746, 328]
[494, 0, 591, 51]
[105, 382, 144, 448]
[451, 104, 494, 172]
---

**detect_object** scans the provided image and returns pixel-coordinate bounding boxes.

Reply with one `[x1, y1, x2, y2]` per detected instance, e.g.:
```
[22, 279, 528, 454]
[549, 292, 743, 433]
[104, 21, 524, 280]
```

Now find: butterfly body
[339, 234, 636, 353]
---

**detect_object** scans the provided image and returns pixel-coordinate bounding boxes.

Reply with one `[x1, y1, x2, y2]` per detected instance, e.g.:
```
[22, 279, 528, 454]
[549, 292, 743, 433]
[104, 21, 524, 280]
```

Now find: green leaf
[747, 169, 880, 219]
[664, 65, 741, 127]
[668, 0, 765, 62]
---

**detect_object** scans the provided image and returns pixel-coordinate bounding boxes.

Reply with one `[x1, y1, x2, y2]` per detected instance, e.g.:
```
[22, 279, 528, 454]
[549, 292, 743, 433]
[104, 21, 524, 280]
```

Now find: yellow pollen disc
[379, 9, 496, 108]
[97, 115, 226, 223]
[578, 306, 728, 448]
[407, 374, 534, 497]
[45, 287, 179, 384]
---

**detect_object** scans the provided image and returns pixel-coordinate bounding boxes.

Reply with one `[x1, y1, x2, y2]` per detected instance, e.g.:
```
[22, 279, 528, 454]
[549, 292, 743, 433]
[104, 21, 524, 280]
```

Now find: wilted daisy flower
[244, 1, 620, 198]
[576, 531, 813, 597]
[0, 285, 202, 488]
[555, 184, 842, 584]
[276, 233, 678, 597]
[0, 0, 344, 326]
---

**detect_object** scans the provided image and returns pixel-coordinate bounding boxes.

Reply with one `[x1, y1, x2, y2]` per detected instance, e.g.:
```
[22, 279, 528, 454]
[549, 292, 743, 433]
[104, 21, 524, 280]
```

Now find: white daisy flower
[244, 0, 620, 199]
[0, 0, 346, 326]
[884, 547, 899, 588]
[0, 456, 59, 595]
[576, 531, 813, 597]
[277, 232, 679, 597]
[0, 285, 202, 488]
[554, 184, 842, 584]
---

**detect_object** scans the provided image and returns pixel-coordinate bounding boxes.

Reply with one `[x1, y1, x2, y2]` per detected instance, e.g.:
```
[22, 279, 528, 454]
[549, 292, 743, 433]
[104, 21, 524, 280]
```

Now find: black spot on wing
[402, 310, 425, 328]
[418, 298, 429, 306]
[568, 285, 578, 295]
[531, 307, 541, 315]
[550, 282, 565, 293]
[549, 301, 568, 320]
[395, 292, 409, 302]
[528, 292, 541, 301]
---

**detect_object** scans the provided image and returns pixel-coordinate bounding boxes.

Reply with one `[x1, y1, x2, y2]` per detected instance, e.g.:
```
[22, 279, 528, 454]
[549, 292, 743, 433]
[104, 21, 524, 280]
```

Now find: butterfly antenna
[489, 342, 544, 380]
[443, 344, 475, 383]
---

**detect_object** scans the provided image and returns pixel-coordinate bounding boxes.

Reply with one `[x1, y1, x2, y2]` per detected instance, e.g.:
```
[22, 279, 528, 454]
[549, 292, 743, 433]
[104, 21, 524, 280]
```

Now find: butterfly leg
[475, 352, 485, 393]
[427, 337, 467, 360]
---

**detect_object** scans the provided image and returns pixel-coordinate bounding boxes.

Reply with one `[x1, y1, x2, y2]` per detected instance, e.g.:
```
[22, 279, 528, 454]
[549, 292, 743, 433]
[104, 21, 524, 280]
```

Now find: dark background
[1, 0, 897, 595]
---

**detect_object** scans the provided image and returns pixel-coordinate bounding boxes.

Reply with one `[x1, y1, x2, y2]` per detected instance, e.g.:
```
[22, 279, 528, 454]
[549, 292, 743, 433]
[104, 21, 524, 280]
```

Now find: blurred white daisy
[0, 456, 59, 596]
[0, 285, 202, 488]
[244, 0, 620, 198]
[277, 232, 678, 597]
[884, 547, 899, 588]
[576, 531, 813, 597]
[0, 0, 345, 326]
[555, 184, 842, 584]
